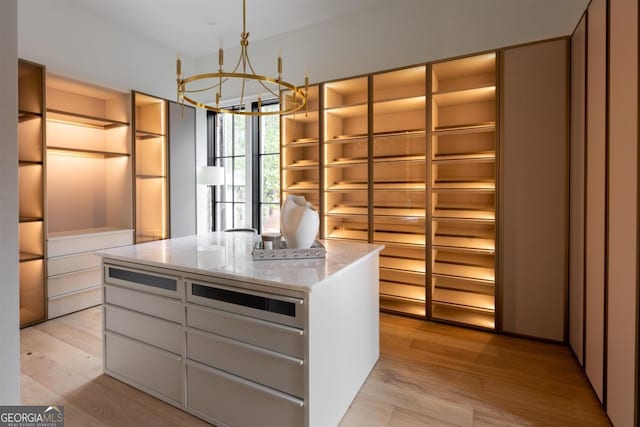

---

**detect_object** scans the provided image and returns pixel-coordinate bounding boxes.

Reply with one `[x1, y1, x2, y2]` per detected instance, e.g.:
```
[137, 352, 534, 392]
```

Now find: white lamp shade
[197, 166, 225, 186]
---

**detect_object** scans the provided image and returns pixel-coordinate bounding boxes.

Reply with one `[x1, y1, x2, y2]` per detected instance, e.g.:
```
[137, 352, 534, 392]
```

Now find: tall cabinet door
[168, 101, 196, 238]
[500, 39, 568, 341]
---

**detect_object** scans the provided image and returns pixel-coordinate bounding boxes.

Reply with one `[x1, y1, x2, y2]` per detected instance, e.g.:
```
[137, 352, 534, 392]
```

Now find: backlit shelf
[432, 288, 494, 312]
[283, 139, 319, 148]
[432, 235, 495, 253]
[47, 146, 130, 158]
[20, 252, 43, 263]
[433, 151, 495, 163]
[374, 181, 425, 191]
[433, 206, 495, 222]
[324, 103, 368, 118]
[432, 86, 496, 107]
[373, 154, 426, 164]
[432, 122, 495, 135]
[324, 134, 368, 144]
[136, 130, 165, 140]
[373, 96, 426, 115]
[432, 180, 495, 192]
[136, 174, 167, 179]
[285, 160, 319, 170]
[326, 181, 369, 191]
[380, 295, 426, 317]
[285, 181, 319, 191]
[374, 232, 425, 246]
[19, 217, 44, 223]
[373, 129, 426, 139]
[282, 110, 319, 123]
[327, 205, 368, 216]
[325, 229, 368, 241]
[374, 207, 425, 218]
[19, 160, 44, 166]
[431, 304, 495, 329]
[379, 257, 425, 273]
[432, 261, 495, 284]
[326, 157, 368, 167]
[19, 110, 42, 122]
[47, 109, 129, 130]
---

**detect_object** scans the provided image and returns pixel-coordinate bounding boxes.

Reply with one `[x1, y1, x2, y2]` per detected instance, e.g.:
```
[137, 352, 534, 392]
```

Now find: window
[208, 101, 280, 233]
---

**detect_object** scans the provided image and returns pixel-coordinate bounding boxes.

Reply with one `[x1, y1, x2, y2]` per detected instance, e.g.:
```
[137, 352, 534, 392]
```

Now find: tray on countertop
[252, 240, 326, 261]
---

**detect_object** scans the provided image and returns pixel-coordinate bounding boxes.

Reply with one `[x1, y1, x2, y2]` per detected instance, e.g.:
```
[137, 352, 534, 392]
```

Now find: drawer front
[48, 267, 102, 298]
[186, 362, 303, 427]
[187, 280, 305, 328]
[48, 286, 102, 319]
[105, 332, 183, 404]
[105, 265, 180, 298]
[48, 252, 101, 276]
[48, 229, 133, 257]
[187, 329, 303, 397]
[105, 304, 182, 355]
[187, 304, 303, 358]
[104, 285, 182, 323]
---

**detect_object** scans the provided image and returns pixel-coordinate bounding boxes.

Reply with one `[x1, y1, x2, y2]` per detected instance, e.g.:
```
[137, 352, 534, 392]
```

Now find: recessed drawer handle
[108, 267, 177, 292]
[192, 284, 298, 318]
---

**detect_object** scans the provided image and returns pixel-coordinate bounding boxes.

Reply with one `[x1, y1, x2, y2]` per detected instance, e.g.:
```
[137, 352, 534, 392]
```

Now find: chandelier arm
[244, 49, 281, 99]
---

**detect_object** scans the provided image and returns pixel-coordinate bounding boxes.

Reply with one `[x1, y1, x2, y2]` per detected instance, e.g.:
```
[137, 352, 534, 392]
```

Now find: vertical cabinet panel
[134, 92, 169, 243]
[570, 15, 587, 364]
[18, 60, 46, 327]
[323, 77, 369, 242]
[501, 40, 568, 341]
[373, 66, 427, 316]
[281, 85, 321, 209]
[169, 101, 196, 238]
[606, 0, 638, 424]
[585, 0, 608, 402]
[430, 54, 497, 329]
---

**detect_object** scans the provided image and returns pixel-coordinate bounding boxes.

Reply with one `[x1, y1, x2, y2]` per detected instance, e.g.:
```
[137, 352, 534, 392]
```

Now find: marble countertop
[99, 232, 383, 292]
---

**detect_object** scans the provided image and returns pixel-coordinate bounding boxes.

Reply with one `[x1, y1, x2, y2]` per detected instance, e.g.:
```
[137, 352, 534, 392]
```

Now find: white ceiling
[65, 0, 393, 58]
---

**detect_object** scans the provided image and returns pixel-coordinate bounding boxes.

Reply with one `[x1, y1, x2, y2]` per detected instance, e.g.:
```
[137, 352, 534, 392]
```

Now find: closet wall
[569, 0, 639, 424]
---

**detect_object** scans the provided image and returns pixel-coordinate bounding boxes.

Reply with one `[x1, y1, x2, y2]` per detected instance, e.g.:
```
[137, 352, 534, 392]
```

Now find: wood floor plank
[21, 308, 610, 427]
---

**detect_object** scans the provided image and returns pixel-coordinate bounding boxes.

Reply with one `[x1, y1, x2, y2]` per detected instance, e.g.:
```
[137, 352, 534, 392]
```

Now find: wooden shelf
[47, 109, 129, 129]
[326, 206, 369, 217]
[328, 205, 425, 218]
[431, 303, 495, 329]
[324, 103, 368, 118]
[285, 181, 319, 191]
[373, 154, 425, 164]
[432, 86, 496, 107]
[19, 160, 43, 166]
[432, 261, 495, 284]
[379, 257, 425, 273]
[374, 129, 426, 139]
[327, 157, 368, 167]
[374, 96, 425, 114]
[432, 180, 495, 192]
[432, 235, 495, 253]
[283, 139, 319, 148]
[136, 130, 165, 140]
[374, 181, 425, 191]
[432, 122, 495, 135]
[374, 232, 425, 246]
[47, 146, 130, 158]
[19, 217, 43, 223]
[326, 229, 368, 241]
[433, 151, 495, 163]
[20, 252, 43, 263]
[282, 110, 319, 123]
[327, 181, 369, 191]
[285, 160, 319, 170]
[137, 174, 166, 179]
[432, 288, 494, 311]
[325, 134, 368, 144]
[433, 207, 495, 222]
[19, 110, 41, 122]
[380, 295, 426, 317]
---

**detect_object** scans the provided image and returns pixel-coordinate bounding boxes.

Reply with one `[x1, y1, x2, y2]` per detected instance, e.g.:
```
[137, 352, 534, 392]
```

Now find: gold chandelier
[176, 0, 307, 116]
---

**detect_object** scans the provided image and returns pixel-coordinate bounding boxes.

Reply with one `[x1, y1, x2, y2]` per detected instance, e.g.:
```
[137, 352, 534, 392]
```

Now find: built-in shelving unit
[373, 66, 427, 316]
[323, 77, 369, 242]
[429, 53, 497, 329]
[18, 60, 46, 327]
[281, 85, 321, 208]
[133, 92, 169, 243]
[45, 75, 133, 318]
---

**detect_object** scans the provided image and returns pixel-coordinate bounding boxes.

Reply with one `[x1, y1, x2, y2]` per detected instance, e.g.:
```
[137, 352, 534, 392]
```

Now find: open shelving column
[18, 60, 46, 327]
[45, 75, 133, 318]
[133, 92, 169, 243]
[281, 85, 321, 209]
[323, 77, 369, 242]
[429, 53, 497, 329]
[372, 66, 427, 316]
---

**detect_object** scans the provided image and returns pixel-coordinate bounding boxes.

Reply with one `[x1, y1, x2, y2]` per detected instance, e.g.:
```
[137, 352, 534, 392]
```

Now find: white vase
[280, 195, 319, 249]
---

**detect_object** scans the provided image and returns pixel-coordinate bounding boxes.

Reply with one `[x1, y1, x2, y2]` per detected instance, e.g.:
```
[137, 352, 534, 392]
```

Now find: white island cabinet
[99, 232, 383, 427]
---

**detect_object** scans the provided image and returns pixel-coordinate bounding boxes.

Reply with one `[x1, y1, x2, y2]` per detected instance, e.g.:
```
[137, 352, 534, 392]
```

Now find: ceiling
[65, 0, 393, 58]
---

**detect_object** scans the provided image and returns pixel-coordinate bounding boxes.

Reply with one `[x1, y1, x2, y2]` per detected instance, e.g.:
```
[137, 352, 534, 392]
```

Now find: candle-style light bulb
[277, 54, 282, 75]
[218, 47, 224, 69]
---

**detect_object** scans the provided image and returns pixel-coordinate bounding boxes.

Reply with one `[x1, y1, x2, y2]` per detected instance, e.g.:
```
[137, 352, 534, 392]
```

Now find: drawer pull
[192, 284, 296, 317]
[108, 267, 177, 292]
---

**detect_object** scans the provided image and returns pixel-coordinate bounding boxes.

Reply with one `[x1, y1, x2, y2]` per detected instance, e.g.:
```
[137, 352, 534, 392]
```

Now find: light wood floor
[20, 308, 611, 426]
